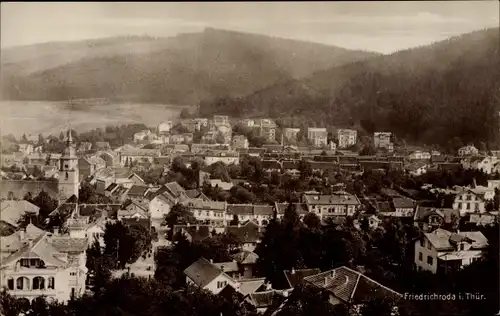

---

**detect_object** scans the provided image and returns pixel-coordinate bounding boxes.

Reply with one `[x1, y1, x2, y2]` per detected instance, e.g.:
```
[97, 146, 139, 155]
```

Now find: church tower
[58, 129, 79, 201]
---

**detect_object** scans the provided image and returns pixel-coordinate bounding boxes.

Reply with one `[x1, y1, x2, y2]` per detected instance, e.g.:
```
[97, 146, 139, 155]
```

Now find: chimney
[53, 226, 60, 236]
[210, 258, 213, 264]
[472, 178, 477, 189]
[291, 267, 295, 275]
[266, 282, 272, 290]
[325, 270, 336, 287]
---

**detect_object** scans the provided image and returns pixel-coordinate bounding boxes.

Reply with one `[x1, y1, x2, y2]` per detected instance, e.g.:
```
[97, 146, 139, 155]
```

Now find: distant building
[184, 257, 239, 295]
[408, 150, 431, 160]
[213, 115, 230, 127]
[336, 129, 357, 148]
[0, 229, 88, 302]
[302, 191, 361, 221]
[415, 228, 488, 274]
[452, 187, 486, 216]
[283, 128, 301, 143]
[307, 128, 328, 147]
[204, 150, 239, 166]
[78, 156, 106, 179]
[133, 130, 153, 142]
[232, 135, 249, 149]
[157, 121, 173, 134]
[461, 156, 498, 174]
[180, 119, 202, 133]
[373, 132, 393, 152]
[458, 145, 479, 157]
[18, 143, 34, 155]
[255, 119, 277, 142]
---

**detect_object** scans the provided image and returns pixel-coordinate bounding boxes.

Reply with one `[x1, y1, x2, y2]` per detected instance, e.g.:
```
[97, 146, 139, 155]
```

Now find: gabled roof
[214, 261, 239, 273]
[424, 228, 488, 251]
[274, 203, 308, 215]
[173, 225, 213, 242]
[0, 200, 40, 227]
[184, 257, 227, 288]
[284, 268, 321, 288]
[303, 192, 360, 206]
[413, 207, 459, 223]
[248, 290, 286, 309]
[127, 185, 150, 197]
[303, 266, 402, 304]
[392, 197, 415, 209]
[226, 222, 264, 243]
[238, 278, 267, 296]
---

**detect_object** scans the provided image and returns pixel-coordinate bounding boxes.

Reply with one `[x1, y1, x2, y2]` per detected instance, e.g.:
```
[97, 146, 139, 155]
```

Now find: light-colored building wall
[414, 237, 439, 274]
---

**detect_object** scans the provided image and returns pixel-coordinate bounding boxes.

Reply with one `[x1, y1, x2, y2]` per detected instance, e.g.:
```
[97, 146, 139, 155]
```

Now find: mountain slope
[0, 28, 378, 105]
[200, 28, 500, 147]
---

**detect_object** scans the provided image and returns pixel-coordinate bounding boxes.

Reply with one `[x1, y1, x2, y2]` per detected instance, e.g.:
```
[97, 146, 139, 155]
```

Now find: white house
[204, 151, 239, 166]
[461, 156, 499, 174]
[458, 145, 479, 157]
[184, 257, 239, 295]
[452, 187, 486, 216]
[0, 230, 88, 303]
[158, 121, 173, 135]
[302, 191, 361, 221]
[408, 150, 431, 160]
[336, 129, 357, 149]
[414, 228, 488, 274]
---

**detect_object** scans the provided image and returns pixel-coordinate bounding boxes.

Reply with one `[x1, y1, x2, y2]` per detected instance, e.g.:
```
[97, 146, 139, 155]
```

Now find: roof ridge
[340, 266, 402, 297]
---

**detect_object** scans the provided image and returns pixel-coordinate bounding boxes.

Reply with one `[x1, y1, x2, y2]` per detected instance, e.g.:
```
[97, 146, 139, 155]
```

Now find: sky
[1, 1, 499, 53]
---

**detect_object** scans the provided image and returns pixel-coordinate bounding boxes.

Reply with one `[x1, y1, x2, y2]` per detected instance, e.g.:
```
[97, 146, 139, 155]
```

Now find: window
[420, 239, 424, 247]
[427, 256, 433, 265]
[7, 277, 14, 290]
[467, 203, 470, 210]
[48, 277, 55, 289]
[70, 272, 77, 276]
[65, 172, 69, 180]
[65, 164, 69, 169]
[16, 277, 29, 290]
[71, 288, 75, 300]
[418, 252, 423, 261]
[217, 281, 227, 289]
[460, 243, 464, 251]
[32, 276, 45, 290]
[427, 241, 432, 250]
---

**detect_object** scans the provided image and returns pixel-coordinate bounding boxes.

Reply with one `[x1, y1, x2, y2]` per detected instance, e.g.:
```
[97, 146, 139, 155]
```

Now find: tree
[79, 181, 98, 203]
[59, 131, 65, 141]
[179, 108, 192, 119]
[164, 204, 197, 238]
[303, 212, 321, 230]
[230, 214, 239, 226]
[31, 190, 58, 219]
[298, 160, 313, 180]
[21, 133, 28, 143]
[86, 239, 111, 295]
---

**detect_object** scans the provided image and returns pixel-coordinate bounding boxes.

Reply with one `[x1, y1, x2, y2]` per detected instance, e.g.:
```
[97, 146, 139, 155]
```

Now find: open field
[0, 100, 192, 138]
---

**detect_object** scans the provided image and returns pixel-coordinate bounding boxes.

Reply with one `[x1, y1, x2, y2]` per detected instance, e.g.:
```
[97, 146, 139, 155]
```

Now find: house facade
[458, 145, 479, 157]
[232, 135, 249, 149]
[0, 231, 88, 303]
[307, 128, 328, 147]
[452, 188, 486, 216]
[283, 128, 301, 143]
[336, 129, 357, 149]
[204, 151, 239, 166]
[302, 191, 361, 221]
[373, 132, 393, 152]
[158, 121, 173, 135]
[414, 228, 488, 274]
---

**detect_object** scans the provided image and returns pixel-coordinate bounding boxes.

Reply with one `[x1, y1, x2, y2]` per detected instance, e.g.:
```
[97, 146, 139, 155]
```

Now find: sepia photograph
[0, 1, 499, 315]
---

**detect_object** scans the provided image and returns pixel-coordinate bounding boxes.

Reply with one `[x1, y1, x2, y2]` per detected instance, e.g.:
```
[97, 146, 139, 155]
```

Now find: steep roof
[248, 290, 286, 309]
[274, 203, 308, 215]
[225, 222, 264, 243]
[0, 200, 40, 227]
[173, 225, 213, 242]
[184, 257, 226, 288]
[238, 278, 267, 296]
[214, 261, 239, 273]
[392, 197, 415, 209]
[127, 185, 150, 197]
[424, 228, 488, 251]
[284, 268, 321, 288]
[303, 266, 402, 304]
[413, 207, 459, 223]
[303, 192, 360, 206]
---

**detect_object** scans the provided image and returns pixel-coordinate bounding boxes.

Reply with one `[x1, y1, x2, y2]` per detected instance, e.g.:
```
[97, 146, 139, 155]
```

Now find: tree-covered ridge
[200, 28, 500, 148]
[1, 28, 377, 105]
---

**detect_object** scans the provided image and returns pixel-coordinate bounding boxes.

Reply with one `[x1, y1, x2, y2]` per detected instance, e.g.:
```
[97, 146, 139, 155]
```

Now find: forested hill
[200, 28, 500, 148]
[0, 28, 378, 105]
